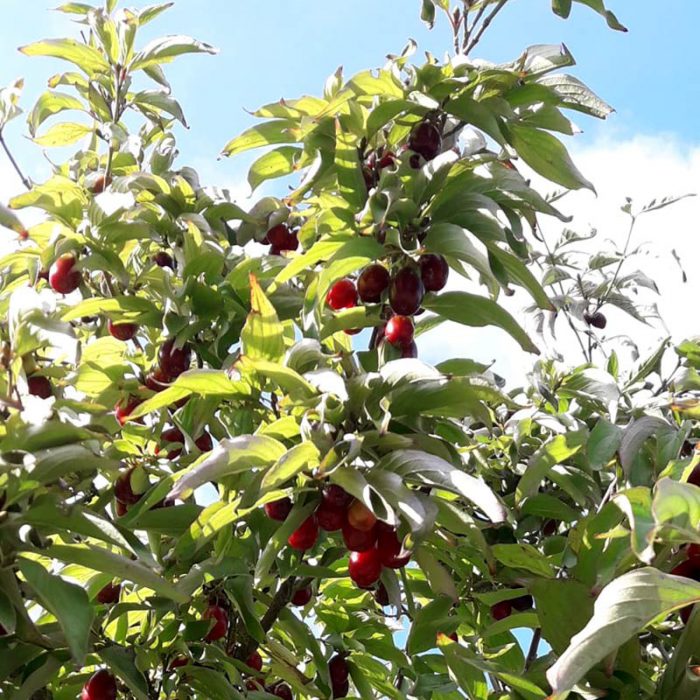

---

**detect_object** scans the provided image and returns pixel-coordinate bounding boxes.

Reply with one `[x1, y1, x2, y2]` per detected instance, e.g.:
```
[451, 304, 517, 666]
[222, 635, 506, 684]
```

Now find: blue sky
[1, 0, 698, 378]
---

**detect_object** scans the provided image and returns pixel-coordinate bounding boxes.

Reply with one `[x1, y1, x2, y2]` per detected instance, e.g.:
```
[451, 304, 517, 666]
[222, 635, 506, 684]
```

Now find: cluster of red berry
[325, 254, 449, 356]
[264, 222, 299, 255]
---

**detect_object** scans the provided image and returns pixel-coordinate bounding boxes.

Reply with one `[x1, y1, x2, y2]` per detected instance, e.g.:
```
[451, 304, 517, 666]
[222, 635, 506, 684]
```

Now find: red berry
[401, 341, 418, 359]
[688, 465, 700, 487]
[681, 604, 694, 625]
[267, 223, 292, 248]
[326, 279, 358, 311]
[195, 432, 213, 452]
[90, 174, 112, 194]
[291, 585, 313, 607]
[115, 396, 142, 426]
[542, 519, 558, 536]
[108, 320, 138, 341]
[375, 582, 389, 606]
[158, 338, 192, 379]
[203, 605, 228, 642]
[347, 500, 376, 531]
[348, 549, 382, 588]
[389, 267, 424, 316]
[96, 582, 121, 605]
[490, 600, 512, 621]
[511, 594, 533, 612]
[27, 375, 52, 399]
[408, 121, 442, 161]
[114, 467, 147, 505]
[688, 543, 700, 559]
[49, 253, 81, 294]
[161, 427, 185, 459]
[419, 254, 449, 292]
[264, 497, 293, 522]
[342, 519, 377, 552]
[316, 499, 345, 532]
[357, 264, 390, 303]
[363, 165, 377, 191]
[376, 527, 410, 569]
[323, 485, 353, 509]
[447, 631, 458, 642]
[269, 683, 293, 700]
[145, 367, 170, 392]
[329, 655, 349, 688]
[0, 624, 5, 636]
[332, 678, 350, 698]
[288, 516, 319, 551]
[81, 669, 117, 700]
[153, 251, 174, 269]
[377, 151, 396, 170]
[115, 499, 128, 517]
[384, 316, 414, 348]
[246, 650, 263, 672]
[283, 229, 299, 251]
[169, 656, 188, 670]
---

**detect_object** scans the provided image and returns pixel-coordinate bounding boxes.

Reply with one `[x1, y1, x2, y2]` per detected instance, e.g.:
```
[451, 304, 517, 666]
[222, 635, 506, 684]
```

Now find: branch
[525, 628, 541, 670]
[465, 0, 509, 55]
[0, 130, 31, 190]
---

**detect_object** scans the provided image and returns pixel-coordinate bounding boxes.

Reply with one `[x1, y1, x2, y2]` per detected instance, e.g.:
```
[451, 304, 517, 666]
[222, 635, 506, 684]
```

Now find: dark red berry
[357, 264, 390, 303]
[332, 678, 350, 698]
[115, 499, 128, 517]
[329, 655, 349, 688]
[689, 465, 700, 487]
[169, 656, 189, 670]
[408, 121, 442, 161]
[342, 519, 377, 552]
[81, 669, 117, 700]
[418, 254, 449, 292]
[511, 594, 533, 612]
[160, 426, 184, 458]
[158, 338, 192, 379]
[291, 585, 313, 607]
[49, 253, 81, 294]
[195, 432, 213, 452]
[542, 519, 558, 536]
[688, 543, 700, 559]
[288, 516, 319, 551]
[154, 251, 174, 269]
[490, 600, 512, 621]
[323, 485, 353, 509]
[584, 311, 607, 329]
[326, 279, 358, 311]
[282, 229, 299, 251]
[270, 683, 293, 700]
[400, 341, 418, 359]
[90, 174, 112, 194]
[384, 315, 414, 347]
[389, 267, 424, 316]
[348, 548, 382, 588]
[108, 320, 138, 341]
[246, 650, 263, 672]
[115, 396, 142, 426]
[203, 605, 228, 642]
[375, 582, 389, 606]
[264, 497, 293, 522]
[27, 375, 52, 399]
[96, 582, 121, 605]
[376, 527, 410, 569]
[316, 498, 345, 532]
[145, 367, 170, 392]
[267, 223, 292, 248]
[114, 467, 147, 505]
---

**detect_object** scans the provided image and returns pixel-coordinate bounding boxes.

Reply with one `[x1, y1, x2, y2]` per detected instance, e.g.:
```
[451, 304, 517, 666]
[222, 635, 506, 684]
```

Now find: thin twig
[525, 628, 541, 670]
[596, 214, 637, 311]
[465, 0, 509, 55]
[463, 0, 488, 52]
[0, 130, 31, 190]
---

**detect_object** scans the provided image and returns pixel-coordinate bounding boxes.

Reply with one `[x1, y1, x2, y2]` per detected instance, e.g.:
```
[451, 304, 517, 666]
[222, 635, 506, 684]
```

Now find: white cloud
[419, 133, 700, 383]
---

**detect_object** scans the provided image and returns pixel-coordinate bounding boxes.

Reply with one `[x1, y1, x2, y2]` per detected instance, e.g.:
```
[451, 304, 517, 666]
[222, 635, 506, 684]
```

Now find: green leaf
[226, 576, 265, 642]
[406, 595, 454, 654]
[42, 544, 189, 603]
[492, 543, 556, 578]
[422, 291, 540, 354]
[547, 568, 700, 697]
[613, 486, 656, 563]
[130, 34, 218, 70]
[248, 146, 302, 191]
[588, 417, 622, 469]
[572, 0, 627, 31]
[27, 91, 84, 136]
[19, 38, 110, 74]
[18, 558, 93, 663]
[415, 547, 458, 601]
[551, 0, 573, 17]
[241, 275, 285, 362]
[335, 118, 367, 209]
[516, 431, 587, 503]
[221, 119, 298, 157]
[100, 646, 150, 700]
[33, 121, 93, 146]
[652, 478, 700, 543]
[261, 442, 320, 491]
[133, 90, 187, 125]
[619, 416, 674, 476]
[504, 123, 595, 191]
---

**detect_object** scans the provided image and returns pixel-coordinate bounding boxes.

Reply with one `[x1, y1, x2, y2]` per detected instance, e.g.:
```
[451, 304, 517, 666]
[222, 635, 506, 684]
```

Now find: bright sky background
[0, 0, 698, 382]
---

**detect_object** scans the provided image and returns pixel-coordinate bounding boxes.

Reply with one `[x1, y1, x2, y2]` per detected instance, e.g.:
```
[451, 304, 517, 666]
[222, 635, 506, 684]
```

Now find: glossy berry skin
[288, 516, 319, 551]
[329, 655, 349, 688]
[326, 279, 358, 311]
[203, 605, 228, 642]
[584, 311, 607, 329]
[145, 367, 170, 392]
[342, 519, 377, 552]
[419, 254, 449, 292]
[401, 341, 418, 359]
[323, 485, 353, 509]
[161, 427, 185, 459]
[96, 582, 121, 605]
[90, 174, 111, 194]
[357, 264, 390, 303]
[389, 267, 424, 316]
[408, 121, 442, 161]
[108, 320, 138, 341]
[490, 600, 512, 621]
[347, 500, 376, 532]
[158, 338, 192, 379]
[332, 678, 350, 699]
[689, 465, 700, 487]
[246, 650, 263, 672]
[269, 683, 293, 700]
[115, 499, 128, 517]
[49, 253, 81, 294]
[169, 656, 189, 670]
[115, 396, 142, 426]
[374, 582, 389, 606]
[291, 585, 313, 607]
[195, 432, 213, 452]
[264, 497, 293, 522]
[27, 375, 52, 399]
[153, 251, 174, 269]
[688, 543, 700, 559]
[376, 527, 410, 569]
[511, 594, 534, 612]
[348, 548, 382, 588]
[267, 223, 292, 248]
[316, 498, 345, 531]
[384, 315, 414, 348]
[81, 669, 117, 700]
